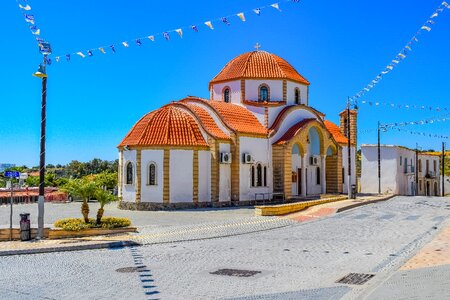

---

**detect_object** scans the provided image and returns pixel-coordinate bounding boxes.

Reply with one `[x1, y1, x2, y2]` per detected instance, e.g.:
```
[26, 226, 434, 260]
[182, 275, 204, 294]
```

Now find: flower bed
[54, 217, 131, 231]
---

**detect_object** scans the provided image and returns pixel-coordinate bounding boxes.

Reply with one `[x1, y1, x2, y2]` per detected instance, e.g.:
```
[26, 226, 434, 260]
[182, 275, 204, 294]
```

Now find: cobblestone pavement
[0, 196, 449, 299]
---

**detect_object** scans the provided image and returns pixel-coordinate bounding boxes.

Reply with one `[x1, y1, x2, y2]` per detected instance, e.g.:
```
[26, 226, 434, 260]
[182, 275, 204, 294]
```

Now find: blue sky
[1, 0, 450, 166]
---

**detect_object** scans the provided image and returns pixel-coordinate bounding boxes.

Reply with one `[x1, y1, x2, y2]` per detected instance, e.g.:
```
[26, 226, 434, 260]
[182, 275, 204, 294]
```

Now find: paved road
[1, 196, 450, 299]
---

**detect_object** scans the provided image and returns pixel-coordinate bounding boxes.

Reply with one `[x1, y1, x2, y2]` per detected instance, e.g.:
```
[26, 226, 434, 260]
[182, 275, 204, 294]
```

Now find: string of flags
[50, 0, 300, 63]
[391, 128, 450, 140]
[16, 0, 47, 47]
[358, 99, 449, 113]
[382, 114, 450, 129]
[350, 1, 450, 102]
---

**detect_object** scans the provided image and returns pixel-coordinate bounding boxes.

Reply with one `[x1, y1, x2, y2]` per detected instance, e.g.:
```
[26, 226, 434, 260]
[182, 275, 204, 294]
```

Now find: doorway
[297, 168, 302, 195]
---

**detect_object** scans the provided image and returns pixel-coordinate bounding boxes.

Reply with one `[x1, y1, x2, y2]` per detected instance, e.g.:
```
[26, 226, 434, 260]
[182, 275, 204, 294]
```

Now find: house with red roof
[118, 50, 357, 209]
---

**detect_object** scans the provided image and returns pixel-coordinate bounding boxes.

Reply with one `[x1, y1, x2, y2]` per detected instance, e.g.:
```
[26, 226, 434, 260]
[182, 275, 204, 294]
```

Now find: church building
[118, 50, 357, 210]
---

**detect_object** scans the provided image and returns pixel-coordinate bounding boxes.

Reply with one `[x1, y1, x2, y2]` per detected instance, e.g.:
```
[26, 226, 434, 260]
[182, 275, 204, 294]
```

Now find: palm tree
[63, 179, 98, 223]
[94, 189, 118, 224]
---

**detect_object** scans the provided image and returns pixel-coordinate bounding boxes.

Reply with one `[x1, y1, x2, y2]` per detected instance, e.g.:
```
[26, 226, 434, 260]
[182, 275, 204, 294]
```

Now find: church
[118, 50, 357, 210]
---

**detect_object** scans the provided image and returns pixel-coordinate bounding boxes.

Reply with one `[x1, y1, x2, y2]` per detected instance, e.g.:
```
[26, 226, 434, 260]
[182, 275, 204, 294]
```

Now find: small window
[126, 162, 134, 185]
[419, 160, 422, 172]
[316, 167, 321, 185]
[259, 85, 269, 102]
[251, 165, 255, 187]
[419, 180, 422, 191]
[263, 166, 267, 187]
[342, 168, 345, 184]
[148, 163, 157, 185]
[223, 88, 230, 103]
[400, 156, 402, 165]
[294, 88, 300, 104]
[433, 160, 437, 172]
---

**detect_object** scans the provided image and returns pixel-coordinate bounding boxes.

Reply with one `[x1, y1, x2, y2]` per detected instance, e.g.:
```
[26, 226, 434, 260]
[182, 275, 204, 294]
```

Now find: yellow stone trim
[241, 80, 246, 103]
[163, 149, 170, 203]
[255, 196, 347, 216]
[193, 150, 199, 203]
[282, 80, 287, 102]
[136, 150, 142, 203]
[231, 134, 240, 201]
[210, 138, 220, 202]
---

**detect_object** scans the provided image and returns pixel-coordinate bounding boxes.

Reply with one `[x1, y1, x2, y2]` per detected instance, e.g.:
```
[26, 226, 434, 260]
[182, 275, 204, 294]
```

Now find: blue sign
[4, 171, 20, 178]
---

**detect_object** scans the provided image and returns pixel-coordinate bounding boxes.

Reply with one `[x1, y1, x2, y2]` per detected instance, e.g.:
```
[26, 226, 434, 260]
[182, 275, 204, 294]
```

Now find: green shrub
[54, 217, 131, 231]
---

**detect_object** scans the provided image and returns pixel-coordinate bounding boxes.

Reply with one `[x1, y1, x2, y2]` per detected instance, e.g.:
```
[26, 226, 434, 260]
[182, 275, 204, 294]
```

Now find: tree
[94, 171, 118, 190]
[94, 189, 118, 224]
[62, 179, 98, 223]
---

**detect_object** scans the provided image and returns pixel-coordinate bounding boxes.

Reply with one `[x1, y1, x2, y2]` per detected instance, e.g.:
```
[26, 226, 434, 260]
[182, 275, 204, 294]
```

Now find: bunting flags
[350, 1, 450, 102]
[50, 0, 299, 62]
[358, 99, 449, 113]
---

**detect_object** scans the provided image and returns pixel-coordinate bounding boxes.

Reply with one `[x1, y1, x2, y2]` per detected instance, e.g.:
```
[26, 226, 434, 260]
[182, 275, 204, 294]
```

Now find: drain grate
[116, 266, 144, 273]
[210, 268, 261, 277]
[336, 273, 375, 285]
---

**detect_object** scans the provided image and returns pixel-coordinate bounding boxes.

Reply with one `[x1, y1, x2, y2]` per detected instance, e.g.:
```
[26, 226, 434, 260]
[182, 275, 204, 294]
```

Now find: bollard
[19, 213, 31, 241]
[351, 184, 357, 199]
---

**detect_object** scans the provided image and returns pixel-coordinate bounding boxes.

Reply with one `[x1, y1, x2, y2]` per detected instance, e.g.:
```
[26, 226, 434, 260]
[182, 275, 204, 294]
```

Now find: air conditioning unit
[220, 152, 232, 164]
[309, 156, 320, 166]
[243, 153, 253, 164]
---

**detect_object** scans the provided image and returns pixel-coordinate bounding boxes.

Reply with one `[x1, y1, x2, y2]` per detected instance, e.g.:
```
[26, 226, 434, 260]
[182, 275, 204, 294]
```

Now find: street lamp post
[33, 41, 51, 239]
[377, 122, 381, 195]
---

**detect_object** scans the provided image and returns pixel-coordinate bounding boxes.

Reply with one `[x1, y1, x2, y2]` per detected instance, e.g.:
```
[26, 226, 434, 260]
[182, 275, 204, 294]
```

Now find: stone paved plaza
[1, 196, 450, 299]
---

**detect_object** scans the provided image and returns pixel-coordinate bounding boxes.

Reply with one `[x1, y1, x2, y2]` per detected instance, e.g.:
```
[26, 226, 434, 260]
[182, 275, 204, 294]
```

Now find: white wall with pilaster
[170, 150, 193, 203]
[140, 150, 164, 203]
[239, 137, 271, 201]
[122, 150, 136, 202]
[286, 81, 308, 106]
[360, 145, 398, 194]
[198, 150, 211, 202]
[342, 146, 358, 194]
[245, 80, 283, 101]
[219, 143, 231, 201]
[211, 80, 241, 105]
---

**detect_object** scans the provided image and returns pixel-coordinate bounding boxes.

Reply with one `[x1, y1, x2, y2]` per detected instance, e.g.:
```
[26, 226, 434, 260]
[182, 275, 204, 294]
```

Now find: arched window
[126, 162, 134, 185]
[259, 85, 269, 102]
[148, 163, 157, 185]
[251, 165, 255, 187]
[223, 88, 230, 103]
[294, 88, 300, 104]
[251, 163, 268, 187]
[257, 164, 262, 186]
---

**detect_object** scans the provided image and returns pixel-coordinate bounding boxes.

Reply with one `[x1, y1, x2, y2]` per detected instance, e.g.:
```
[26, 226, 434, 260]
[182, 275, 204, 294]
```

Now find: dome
[119, 105, 208, 148]
[209, 51, 310, 87]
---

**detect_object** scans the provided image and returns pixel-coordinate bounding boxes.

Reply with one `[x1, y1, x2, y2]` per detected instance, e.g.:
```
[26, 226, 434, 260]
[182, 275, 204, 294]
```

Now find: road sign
[4, 171, 20, 178]
[19, 173, 28, 180]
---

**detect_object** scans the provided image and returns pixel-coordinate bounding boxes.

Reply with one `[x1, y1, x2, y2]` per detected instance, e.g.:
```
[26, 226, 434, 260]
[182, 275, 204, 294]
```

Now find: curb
[336, 195, 396, 213]
[0, 240, 139, 257]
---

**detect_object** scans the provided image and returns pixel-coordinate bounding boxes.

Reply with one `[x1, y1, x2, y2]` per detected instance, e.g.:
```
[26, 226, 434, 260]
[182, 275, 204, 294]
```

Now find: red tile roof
[273, 119, 315, 145]
[324, 120, 349, 145]
[177, 102, 230, 140]
[269, 105, 326, 136]
[182, 97, 267, 136]
[119, 105, 208, 147]
[209, 51, 310, 86]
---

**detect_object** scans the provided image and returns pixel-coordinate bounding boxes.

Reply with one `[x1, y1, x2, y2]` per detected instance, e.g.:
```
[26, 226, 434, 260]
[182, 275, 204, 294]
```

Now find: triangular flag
[110, 45, 116, 53]
[24, 14, 35, 24]
[55, 56, 60, 62]
[176, 29, 183, 38]
[122, 41, 129, 47]
[237, 12, 246, 21]
[32, 28, 40, 35]
[221, 17, 230, 25]
[405, 45, 412, 51]
[66, 54, 71, 61]
[253, 8, 261, 16]
[87, 50, 93, 56]
[443, 2, 450, 9]
[431, 12, 439, 18]
[19, 4, 31, 10]
[421, 25, 431, 31]
[148, 35, 155, 41]
[163, 32, 170, 41]
[205, 21, 214, 29]
[77, 52, 86, 58]
[271, 3, 281, 11]
[99, 47, 105, 54]
[136, 39, 142, 46]
[398, 53, 406, 59]
[191, 25, 199, 32]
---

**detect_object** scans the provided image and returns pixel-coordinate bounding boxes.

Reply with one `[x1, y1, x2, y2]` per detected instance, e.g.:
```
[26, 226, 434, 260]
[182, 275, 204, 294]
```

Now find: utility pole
[33, 41, 51, 239]
[442, 142, 445, 197]
[347, 97, 352, 199]
[377, 122, 381, 194]
[415, 143, 419, 196]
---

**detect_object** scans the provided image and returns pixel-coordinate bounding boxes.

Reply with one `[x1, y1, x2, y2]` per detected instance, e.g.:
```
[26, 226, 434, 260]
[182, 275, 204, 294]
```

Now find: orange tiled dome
[119, 105, 208, 148]
[209, 51, 310, 86]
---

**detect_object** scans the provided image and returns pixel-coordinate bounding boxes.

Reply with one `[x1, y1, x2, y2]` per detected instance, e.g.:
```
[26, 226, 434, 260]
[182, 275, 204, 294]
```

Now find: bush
[54, 217, 131, 231]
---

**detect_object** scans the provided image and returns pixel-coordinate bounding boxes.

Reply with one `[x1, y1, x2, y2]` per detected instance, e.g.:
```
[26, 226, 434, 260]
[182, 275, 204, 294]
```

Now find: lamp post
[377, 122, 381, 195]
[347, 98, 351, 199]
[33, 41, 51, 239]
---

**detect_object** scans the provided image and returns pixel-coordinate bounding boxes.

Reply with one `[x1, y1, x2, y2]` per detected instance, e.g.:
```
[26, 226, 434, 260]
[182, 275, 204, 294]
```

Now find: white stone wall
[122, 150, 136, 202]
[239, 137, 271, 201]
[291, 153, 302, 196]
[342, 146, 357, 194]
[170, 150, 193, 203]
[140, 150, 164, 203]
[305, 155, 322, 195]
[198, 150, 211, 202]
[219, 143, 231, 201]
[286, 81, 308, 106]
[245, 79, 283, 101]
[211, 80, 241, 105]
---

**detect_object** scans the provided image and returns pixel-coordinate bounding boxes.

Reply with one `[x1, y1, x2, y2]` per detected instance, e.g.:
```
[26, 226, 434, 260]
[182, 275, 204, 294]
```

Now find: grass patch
[54, 217, 131, 231]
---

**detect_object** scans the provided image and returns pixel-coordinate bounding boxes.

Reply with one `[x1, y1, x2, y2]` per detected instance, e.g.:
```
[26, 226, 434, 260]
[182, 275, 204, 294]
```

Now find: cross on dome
[254, 43, 261, 51]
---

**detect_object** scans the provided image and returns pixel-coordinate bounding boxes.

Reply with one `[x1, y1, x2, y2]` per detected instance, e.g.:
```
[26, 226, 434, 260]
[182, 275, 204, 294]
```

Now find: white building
[118, 50, 358, 210]
[361, 144, 441, 196]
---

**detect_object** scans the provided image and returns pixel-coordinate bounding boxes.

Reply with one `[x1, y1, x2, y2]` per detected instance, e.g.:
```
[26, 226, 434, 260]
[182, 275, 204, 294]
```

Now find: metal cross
[254, 43, 261, 51]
